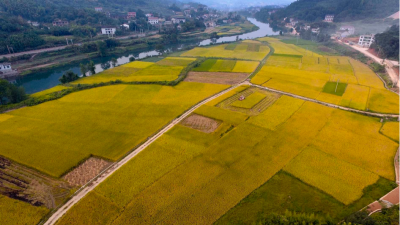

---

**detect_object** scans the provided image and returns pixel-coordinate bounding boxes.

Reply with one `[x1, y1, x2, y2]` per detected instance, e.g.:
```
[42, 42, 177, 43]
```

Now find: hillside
[0, 0, 178, 22]
[262, 0, 399, 22]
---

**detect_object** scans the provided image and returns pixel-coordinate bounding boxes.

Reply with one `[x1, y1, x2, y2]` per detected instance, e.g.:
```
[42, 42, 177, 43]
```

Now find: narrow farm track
[43, 80, 398, 224]
[42, 83, 244, 225]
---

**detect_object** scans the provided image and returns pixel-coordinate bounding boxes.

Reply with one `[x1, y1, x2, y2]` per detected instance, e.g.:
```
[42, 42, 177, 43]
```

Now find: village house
[127, 12, 136, 19]
[145, 13, 153, 17]
[291, 20, 299, 26]
[0, 63, 12, 72]
[171, 16, 186, 24]
[148, 17, 159, 25]
[175, 12, 184, 16]
[311, 28, 320, 34]
[324, 14, 334, 22]
[27, 20, 40, 27]
[358, 35, 375, 47]
[95, 7, 103, 12]
[184, 10, 191, 16]
[52, 19, 69, 27]
[204, 21, 216, 28]
[120, 24, 129, 29]
[101, 27, 116, 35]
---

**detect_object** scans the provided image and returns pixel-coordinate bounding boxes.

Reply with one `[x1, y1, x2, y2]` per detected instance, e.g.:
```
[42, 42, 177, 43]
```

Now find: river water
[16, 18, 279, 94]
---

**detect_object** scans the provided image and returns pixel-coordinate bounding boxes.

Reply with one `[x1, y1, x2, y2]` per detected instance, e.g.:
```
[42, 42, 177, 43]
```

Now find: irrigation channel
[14, 18, 279, 94]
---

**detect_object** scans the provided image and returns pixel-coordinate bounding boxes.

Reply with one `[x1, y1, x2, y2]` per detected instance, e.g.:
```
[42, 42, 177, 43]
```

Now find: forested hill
[0, 0, 176, 22]
[263, 0, 399, 22]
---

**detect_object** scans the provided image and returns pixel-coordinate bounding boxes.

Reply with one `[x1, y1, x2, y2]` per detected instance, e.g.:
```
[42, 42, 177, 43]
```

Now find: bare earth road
[347, 44, 399, 88]
[42, 80, 399, 225]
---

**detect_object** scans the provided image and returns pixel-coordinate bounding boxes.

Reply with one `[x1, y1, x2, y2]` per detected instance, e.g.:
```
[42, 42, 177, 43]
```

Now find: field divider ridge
[42, 83, 244, 225]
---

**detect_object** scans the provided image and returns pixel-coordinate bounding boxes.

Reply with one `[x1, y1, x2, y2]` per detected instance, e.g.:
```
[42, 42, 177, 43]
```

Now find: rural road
[43, 80, 398, 225]
[347, 44, 399, 88]
[42, 83, 244, 225]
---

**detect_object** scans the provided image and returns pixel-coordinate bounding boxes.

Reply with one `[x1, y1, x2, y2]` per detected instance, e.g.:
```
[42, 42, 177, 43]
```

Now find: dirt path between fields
[43, 80, 399, 225]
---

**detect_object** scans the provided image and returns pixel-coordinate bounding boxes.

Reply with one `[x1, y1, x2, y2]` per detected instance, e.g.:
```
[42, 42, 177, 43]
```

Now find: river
[16, 18, 279, 94]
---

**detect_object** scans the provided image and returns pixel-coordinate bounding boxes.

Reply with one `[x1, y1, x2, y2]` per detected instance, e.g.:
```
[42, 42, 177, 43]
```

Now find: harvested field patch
[181, 114, 221, 133]
[185, 72, 248, 85]
[63, 157, 112, 186]
[0, 156, 72, 209]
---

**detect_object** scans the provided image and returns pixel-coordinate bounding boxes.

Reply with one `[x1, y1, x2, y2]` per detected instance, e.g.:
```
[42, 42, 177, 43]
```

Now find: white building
[145, 13, 153, 17]
[101, 27, 116, 35]
[95, 7, 103, 12]
[324, 14, 334, 22]
[171, 17, 186, 24]
[311, 28, 320, 34]
[120, 24, 129, 29]
[148, 17, 159, 25]
[0, 63, 12, 72]
[358, 35, 375, 47]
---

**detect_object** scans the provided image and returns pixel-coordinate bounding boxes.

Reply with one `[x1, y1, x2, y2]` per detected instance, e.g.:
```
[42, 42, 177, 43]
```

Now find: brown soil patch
[185, 72, 248, 85]
[63, 157, 112, 187]
[181, 114, 221, 133]
[0, 156, 72, 209]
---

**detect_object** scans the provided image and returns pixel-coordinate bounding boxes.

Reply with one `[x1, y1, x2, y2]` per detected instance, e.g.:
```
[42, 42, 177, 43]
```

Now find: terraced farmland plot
[284, 147, 379, 204]
[181, 42, 270, 61]
[0, 82, 228, 177]
[74, 57, 194, 84]
[258, 37, 321, 57]
[55, 86, 398, 225]
[368, 88, 399, 114]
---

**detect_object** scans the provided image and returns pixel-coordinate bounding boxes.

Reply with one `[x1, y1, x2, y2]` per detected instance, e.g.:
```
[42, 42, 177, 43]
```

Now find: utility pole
[6, 45, 11, 54]
[66, 38, 69, 45]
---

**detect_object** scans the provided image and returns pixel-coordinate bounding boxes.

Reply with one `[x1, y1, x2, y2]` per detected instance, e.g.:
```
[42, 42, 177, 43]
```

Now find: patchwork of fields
[55, 86, 398, 225]
[2, 37, 399, 225]
[181, 41, 270, 61]
[252, 37, 399, 114]
[0, 82, 228, 177]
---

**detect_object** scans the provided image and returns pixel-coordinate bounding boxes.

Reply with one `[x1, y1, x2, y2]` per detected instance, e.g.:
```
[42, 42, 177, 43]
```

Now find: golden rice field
[0, 195, 48, 225]
[193, 59, 259, 73]
[258, 37, 321, 57]
[284, 147, 379, 204]
[55, 86, 398, 225]
[30, 85, 72, 98]
[181, 41, 270, 61]
[251, 38, 399, 114]
[230, 92, 266, 108]
[73, 57, 196, 84]
[380, 122, 400, 142]
[0, 82, 228, 177]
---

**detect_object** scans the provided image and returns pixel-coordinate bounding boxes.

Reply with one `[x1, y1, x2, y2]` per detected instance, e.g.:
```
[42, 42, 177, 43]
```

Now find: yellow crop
[249, 95, 304, 130]
[0, 82, 228, 177]
[0, 195, 48, 225]
[284, 147, 379, 205]
[30, 85, 71, 98]
[368, 88, 399, 114]
[340, 84, 369, 110]
[121, 61, 154, 68]
[232, 61, 259, 73]
[156, 57, 196, 66]
[380, 122, 399, 142]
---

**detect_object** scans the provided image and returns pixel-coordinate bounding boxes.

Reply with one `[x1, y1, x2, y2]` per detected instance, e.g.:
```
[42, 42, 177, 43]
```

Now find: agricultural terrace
[252, 37, 399, 114]
[72, 57, 197, 84]
[0, 82, 228, 177]
[181, 41, 270, 61]
[56, 86, 398, 225]
[192, 59, 259, 73]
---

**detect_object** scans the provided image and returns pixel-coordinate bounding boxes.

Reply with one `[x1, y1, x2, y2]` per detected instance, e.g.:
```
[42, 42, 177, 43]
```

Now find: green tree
[59, 71, 79, 84]
[155, 43, 165, 55]
[96, 41, 107, 57]
[210, 32, 219, 39]
[88, 61, 96, 75]
[79, 63, 87, 77]
[0, 79, 26, 104]
[129, 56, 135, 62]
[111, 58, 117, 67]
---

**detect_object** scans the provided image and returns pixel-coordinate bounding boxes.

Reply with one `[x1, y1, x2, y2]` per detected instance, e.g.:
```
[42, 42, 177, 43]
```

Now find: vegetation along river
[16, 18, 279, 94]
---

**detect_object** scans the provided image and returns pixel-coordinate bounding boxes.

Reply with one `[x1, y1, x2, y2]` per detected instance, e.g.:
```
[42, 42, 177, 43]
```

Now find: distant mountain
[178, 0, 294, 10]
[270, 0, 399, 22]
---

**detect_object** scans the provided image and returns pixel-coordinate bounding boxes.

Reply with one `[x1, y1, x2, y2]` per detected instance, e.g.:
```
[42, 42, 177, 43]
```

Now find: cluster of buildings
[0, 63, 18, 79]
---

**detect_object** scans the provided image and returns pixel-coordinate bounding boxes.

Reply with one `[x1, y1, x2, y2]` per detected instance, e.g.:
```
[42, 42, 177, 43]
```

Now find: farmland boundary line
[42, 83, 243, 225]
